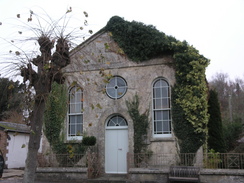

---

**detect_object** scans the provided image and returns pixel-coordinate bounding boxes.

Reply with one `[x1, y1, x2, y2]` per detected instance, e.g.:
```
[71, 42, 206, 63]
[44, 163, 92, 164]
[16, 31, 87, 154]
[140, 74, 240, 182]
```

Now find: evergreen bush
[82, 136, 97, 146]
[207, 89, 226, 152]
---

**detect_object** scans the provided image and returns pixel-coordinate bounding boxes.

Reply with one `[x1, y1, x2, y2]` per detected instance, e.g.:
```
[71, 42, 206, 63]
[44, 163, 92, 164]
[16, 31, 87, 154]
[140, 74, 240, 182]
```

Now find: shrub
[82, 136, 97, 146]
[207, 89, 226, 152]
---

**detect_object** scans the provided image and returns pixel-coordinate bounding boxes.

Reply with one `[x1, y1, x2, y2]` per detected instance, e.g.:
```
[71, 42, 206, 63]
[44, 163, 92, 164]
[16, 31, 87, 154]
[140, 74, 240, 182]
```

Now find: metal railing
[128, 153, 244, 169]
[39, 152, 244, 169]
[38, 154, 86, 167]
[203, 153, 244, 169]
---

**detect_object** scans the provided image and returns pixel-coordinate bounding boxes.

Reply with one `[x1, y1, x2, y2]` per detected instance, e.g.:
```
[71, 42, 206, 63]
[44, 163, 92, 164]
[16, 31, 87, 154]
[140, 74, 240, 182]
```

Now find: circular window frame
[106, 76, 127, 99]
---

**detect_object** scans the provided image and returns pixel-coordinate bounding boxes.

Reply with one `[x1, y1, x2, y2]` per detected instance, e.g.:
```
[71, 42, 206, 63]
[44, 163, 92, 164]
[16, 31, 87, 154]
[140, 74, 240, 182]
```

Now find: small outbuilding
[0, 121, 30, 168]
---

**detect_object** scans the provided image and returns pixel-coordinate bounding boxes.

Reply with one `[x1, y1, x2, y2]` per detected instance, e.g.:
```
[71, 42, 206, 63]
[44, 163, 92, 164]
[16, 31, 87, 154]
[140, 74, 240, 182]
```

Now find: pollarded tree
[21, 34, 71, 183]
[0, 8, 92, 183]
[207, 89, 226, 152]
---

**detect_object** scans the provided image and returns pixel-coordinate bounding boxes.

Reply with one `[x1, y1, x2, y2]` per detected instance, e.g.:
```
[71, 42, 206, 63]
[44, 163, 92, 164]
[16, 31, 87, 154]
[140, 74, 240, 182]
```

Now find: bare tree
[0, 8, 92, 183]
[209, 72, 244, 123]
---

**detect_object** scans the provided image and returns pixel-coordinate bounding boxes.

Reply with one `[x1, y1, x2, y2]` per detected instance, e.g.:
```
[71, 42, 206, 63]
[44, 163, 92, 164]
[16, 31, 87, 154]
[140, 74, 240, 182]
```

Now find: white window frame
[67, 86, 83, 141]
[152, 78, 172, 138]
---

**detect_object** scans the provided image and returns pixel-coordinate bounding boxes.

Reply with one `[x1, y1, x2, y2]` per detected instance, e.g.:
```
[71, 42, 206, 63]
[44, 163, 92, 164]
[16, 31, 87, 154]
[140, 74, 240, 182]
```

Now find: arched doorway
[105, 115, 128, 174]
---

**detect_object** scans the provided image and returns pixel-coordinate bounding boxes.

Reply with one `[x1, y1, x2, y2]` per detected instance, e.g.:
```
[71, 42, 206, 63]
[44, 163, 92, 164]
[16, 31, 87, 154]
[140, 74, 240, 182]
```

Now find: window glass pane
[70, 124, 75, 136]
[163, 111, 169, 120]
[108, 119, 115, 126]
[155, 111, 163, 120]
[69, 116, 76, 124]
[154, 99, 162, 109]
[70, 94, 76, 103]
[107, 78, 116, 88]
[76, 124, 82, 135]
[118, 117, 127, 126]
[119, 119, 126, 126]
[107, 88, 116, 98]
[117, 88, 125, 97]
[69, 104, 75, 113]
[161, 80, 168, 87]
[76, 92, 82, 102]
[163, 121, 171, 133]
[154, 80, 161, 88]
[162, 99, 169, 108]
[117, 78, 126, 87]
[154, 88, 161, 98]
[108, 117, 117, 126]
[77, 115, 82, 123]
[75, 103, 82, 113]
[156, 121, 162, 134]
[161, 88, 168, 98]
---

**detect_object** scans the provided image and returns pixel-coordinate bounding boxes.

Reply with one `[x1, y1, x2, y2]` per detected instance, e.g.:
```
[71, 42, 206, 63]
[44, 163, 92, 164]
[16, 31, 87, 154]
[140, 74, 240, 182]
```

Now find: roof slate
[0, 121, 30, 134]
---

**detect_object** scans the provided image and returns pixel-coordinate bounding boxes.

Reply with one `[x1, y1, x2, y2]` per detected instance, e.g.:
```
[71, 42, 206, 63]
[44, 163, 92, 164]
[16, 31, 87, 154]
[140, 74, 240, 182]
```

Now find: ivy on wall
[104, 16, 176, 62]
[44, 82, 85, 155]
[105, 16, 210, 153]
[126, 94, 149, 154]
[172, 42, 209, 153]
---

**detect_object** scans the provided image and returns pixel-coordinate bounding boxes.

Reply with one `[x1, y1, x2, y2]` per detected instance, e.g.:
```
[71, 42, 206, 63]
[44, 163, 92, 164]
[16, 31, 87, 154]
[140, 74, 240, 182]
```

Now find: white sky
[0, 0, 244, 81]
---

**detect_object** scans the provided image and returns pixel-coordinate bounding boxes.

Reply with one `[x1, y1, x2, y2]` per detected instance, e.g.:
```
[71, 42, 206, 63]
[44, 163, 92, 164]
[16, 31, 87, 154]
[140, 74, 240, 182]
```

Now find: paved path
[2, 169, 24, 179]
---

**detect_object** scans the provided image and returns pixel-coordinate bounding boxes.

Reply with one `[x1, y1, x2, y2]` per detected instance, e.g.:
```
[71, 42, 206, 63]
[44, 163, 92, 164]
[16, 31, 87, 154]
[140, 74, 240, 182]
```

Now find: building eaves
[69, 27, 106, 57]
[0, 121, 30, 134]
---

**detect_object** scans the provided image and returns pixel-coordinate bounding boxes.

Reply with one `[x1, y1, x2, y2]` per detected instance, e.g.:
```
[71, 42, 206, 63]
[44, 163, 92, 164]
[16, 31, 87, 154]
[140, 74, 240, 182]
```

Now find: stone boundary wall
[129, 168, 244, 183]
[200, 169, 244, 183]
[36, 167, 88, 181]
[36, 167, 244, 183]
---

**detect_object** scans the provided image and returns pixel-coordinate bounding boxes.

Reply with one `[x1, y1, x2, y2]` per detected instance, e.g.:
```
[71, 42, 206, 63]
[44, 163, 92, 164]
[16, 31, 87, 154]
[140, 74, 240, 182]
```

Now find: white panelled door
[105, 115, 128, 174]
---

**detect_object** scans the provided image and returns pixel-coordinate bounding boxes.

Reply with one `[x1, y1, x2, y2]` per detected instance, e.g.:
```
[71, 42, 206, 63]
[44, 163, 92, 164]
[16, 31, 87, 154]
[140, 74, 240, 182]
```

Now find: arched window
[107, 115, 128, 127]
[152, 78, 171, 137]
[68, 86, 83, 140]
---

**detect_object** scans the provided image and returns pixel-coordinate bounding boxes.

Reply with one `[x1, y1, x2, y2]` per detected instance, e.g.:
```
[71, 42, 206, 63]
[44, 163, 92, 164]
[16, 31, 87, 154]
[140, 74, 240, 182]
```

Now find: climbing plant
[44, 82, 85, 155]
[105, 16, 210, 153]
[172, 42, 209, 153]
[126, 94, 149, 154]
[104, 16, 176, 62]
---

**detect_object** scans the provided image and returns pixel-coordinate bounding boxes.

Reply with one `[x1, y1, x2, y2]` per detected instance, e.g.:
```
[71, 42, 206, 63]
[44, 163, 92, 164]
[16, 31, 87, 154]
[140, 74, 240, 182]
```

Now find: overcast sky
[0, 0, 243, 81]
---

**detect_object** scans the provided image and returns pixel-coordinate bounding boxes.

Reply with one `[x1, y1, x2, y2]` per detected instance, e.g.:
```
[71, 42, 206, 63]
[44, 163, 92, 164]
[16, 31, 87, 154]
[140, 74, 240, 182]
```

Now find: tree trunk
[23, 96, 46, 183]
[21, 36, 69, 182]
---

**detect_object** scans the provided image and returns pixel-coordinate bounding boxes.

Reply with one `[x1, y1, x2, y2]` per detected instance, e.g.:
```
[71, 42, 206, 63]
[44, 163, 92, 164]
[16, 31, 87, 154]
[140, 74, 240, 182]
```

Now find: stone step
[85, 175, 128, 183]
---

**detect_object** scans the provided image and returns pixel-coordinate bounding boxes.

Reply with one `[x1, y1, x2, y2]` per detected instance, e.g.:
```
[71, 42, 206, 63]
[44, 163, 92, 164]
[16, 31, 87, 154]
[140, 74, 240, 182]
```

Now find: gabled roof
[0, 121, 30, 134]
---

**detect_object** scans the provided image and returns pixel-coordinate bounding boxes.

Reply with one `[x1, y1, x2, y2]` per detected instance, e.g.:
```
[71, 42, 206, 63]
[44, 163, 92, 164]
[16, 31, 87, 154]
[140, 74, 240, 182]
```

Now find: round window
[106, 76, 127, 99]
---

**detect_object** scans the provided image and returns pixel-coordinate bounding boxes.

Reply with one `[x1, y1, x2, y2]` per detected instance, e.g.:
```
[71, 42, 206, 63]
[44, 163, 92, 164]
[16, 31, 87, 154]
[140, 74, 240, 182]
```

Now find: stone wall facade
[61, 31, 178, 174]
